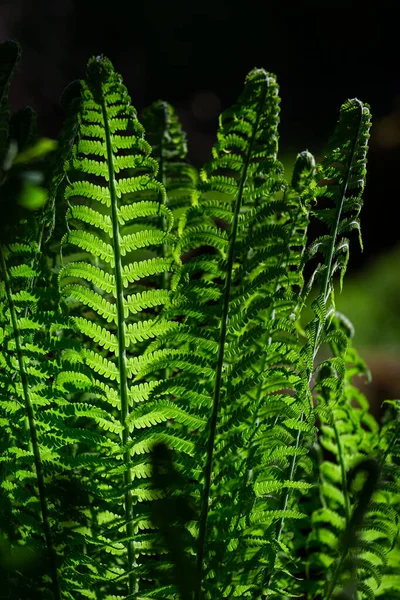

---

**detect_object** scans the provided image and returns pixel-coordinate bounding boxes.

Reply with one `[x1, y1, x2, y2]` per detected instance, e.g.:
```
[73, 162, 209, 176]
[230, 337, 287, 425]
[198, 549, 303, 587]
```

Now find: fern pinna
[0, 40, 399, 600]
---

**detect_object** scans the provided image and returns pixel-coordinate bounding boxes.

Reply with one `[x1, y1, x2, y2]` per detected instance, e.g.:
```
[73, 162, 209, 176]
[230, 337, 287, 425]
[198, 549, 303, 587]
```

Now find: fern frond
[58, 55, 178, 595]
[149, 69, 320, 599]
[0, 242, 62, 599]
[141, 100, 198, 218]
[306, 99, 371, 299]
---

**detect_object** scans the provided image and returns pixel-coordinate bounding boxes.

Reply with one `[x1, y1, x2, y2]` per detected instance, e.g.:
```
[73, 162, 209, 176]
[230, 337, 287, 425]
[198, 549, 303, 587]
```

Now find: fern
[0, 41, 399, 600]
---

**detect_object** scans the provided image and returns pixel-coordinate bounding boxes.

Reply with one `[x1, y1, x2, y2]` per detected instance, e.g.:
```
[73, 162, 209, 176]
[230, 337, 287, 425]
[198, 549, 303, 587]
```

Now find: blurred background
[1, 0, 399, 411]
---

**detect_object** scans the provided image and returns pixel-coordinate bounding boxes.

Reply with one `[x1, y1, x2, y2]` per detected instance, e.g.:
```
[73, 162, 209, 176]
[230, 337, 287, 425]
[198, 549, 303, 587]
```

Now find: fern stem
[158, 105, 168, 292]
[99, 92, 137, 595]
[24, 220, 45, 319]
[332, 412, 351, 526]
[0, 246, 61, 600]
[325, 551, 348, 600]
[157, 109, 171, 381]
[196, 78, 271, 599]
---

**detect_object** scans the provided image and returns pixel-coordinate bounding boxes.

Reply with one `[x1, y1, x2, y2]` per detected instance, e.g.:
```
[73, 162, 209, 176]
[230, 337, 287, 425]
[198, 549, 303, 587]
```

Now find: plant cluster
[0, 40, 399, 600]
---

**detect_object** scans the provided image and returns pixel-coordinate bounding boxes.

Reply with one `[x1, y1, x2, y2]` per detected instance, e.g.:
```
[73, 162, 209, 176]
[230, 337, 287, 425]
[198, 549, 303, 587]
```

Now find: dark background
[1, 0, 399, 270]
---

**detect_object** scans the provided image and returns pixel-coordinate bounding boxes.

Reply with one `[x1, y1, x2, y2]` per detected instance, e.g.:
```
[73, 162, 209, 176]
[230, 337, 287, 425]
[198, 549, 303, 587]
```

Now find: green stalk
[332, 411, 351, 527]
[325, 550, 348, 600]
[156, 105, 170, 382]
[0, 246, 61, 600]
[99, 93, 136, 595]
[24, 220, 45, 318]
[196, 78, 271, 599]
[158, 105, 168, 290]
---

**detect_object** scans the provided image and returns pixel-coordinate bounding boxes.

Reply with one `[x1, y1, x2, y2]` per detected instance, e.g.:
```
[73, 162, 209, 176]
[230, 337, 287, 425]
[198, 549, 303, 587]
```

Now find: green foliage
[0, 41, 398, 600]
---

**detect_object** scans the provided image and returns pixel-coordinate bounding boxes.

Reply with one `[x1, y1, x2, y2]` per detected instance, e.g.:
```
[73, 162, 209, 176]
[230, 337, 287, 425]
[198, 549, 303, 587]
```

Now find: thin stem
[100, 93, 136, 595]
[195, 78, 271, 599]
[158, 104, 168, 290]
[332, 413, 351, 526]
[0, 246, 61, 600]
[157, 106, 171, 381]
[24, 220, 45, 319]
